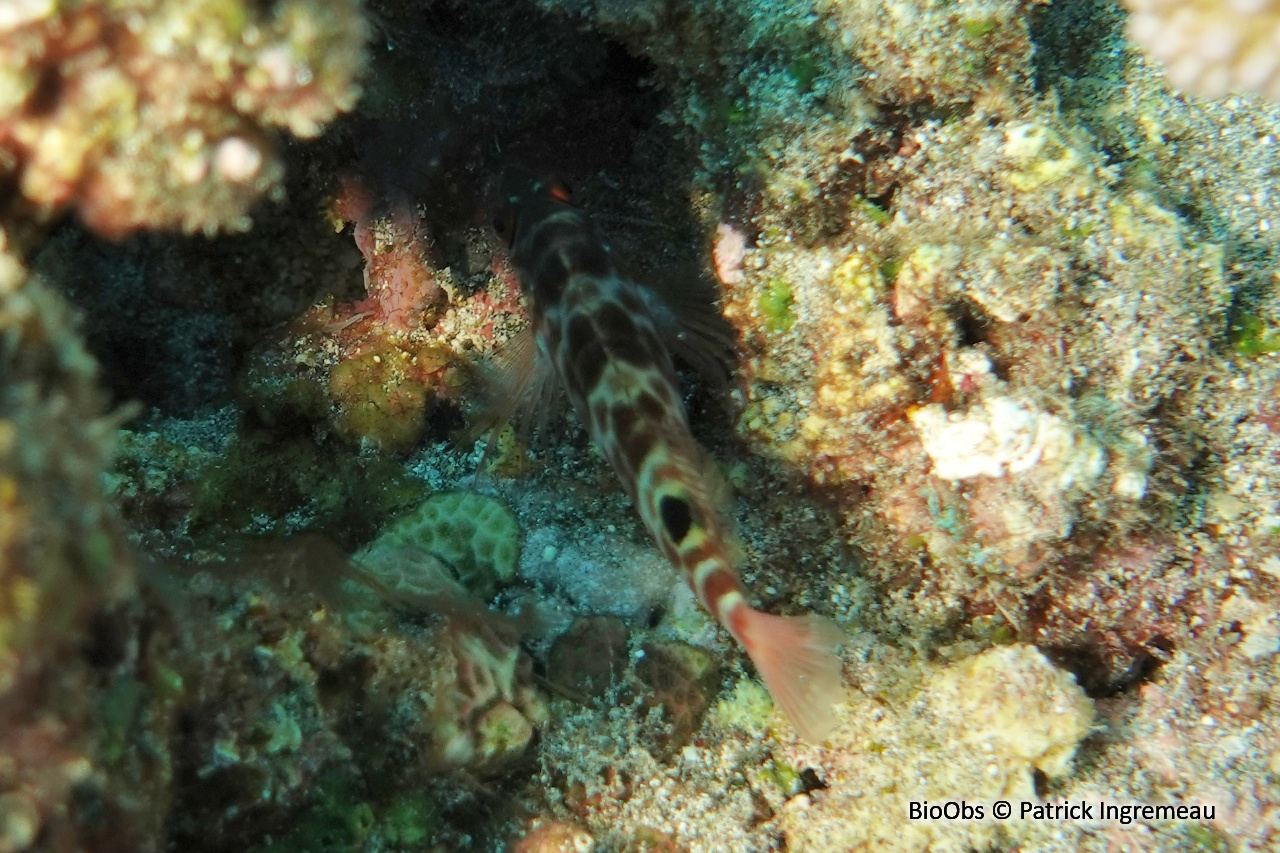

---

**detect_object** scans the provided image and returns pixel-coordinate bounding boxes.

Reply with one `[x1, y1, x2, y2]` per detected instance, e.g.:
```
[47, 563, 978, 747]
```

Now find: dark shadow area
[42, 0, 718, 421]
[1028, 0, 1128, 101]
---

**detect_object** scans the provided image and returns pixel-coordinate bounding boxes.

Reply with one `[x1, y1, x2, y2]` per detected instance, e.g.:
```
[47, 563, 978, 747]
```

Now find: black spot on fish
[534, 250, 569, 303]
[572, 340, 607, 395]
[597, 302, 636, 342]
[635, 391, 667, 424]
[565, 239, 612, 277]
[659, 495, 692, 544]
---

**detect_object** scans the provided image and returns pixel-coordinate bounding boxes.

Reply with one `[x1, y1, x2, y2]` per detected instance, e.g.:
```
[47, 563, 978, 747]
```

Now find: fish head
[493, 168, 575, 250]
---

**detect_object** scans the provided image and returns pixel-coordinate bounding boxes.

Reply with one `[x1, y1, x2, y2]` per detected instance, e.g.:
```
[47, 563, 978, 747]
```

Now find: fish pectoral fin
[639, 272, 737, 388]
[465, 326, 561, 472]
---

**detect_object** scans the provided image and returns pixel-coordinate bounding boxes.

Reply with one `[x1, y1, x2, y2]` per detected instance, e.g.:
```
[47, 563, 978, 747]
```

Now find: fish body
[497, 175, 844, 741]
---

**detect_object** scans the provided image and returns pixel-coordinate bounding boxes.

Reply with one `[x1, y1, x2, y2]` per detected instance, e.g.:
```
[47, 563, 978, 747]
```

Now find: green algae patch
[854, 196, 892, 226]
[243, 775, 439, 853]
[788, 55, 821, 93]
[99, 673, 144, 764]
[187, 430, 426, 551]
[1184, 823, 1231, 853]
[759, 276, 797, 332]
[383, 792, 438, 847]
[1230, 313, 1280, 357]
[250, 772, 380, 853]
[961, 17, 998, 39]
[761, 759, 804, 798]
[710, 678, 775, 734]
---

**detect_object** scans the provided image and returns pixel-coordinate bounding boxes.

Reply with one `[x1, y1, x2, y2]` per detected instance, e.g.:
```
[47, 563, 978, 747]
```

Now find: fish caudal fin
[735, 609, 846, 742]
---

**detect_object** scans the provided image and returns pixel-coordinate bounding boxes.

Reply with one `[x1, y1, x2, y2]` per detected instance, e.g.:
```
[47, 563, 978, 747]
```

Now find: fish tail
[731, 607, 846, 742]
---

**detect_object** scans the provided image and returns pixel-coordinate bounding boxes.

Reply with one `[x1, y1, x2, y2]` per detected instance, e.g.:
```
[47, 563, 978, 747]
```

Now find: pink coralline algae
[347, 188, 446, 336]
[712, 223, 747, 285]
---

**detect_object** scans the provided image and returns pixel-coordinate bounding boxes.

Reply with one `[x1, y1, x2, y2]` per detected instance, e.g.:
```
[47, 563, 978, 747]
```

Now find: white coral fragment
[909, 397, 1106, 488]
[929, 645, 1095, 784]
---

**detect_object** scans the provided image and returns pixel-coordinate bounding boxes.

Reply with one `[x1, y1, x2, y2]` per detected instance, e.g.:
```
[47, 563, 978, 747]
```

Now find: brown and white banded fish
[491, 173, 844, 741]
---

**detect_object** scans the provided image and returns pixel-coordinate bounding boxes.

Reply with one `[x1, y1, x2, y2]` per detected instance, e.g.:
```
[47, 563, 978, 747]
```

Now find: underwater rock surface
[2, 0, 1280, 851]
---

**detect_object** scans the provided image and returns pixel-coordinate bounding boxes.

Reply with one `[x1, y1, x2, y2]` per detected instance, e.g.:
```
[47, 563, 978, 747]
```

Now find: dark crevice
[1043, 642, 1166, 697]
[1027, 0, 1128, 97]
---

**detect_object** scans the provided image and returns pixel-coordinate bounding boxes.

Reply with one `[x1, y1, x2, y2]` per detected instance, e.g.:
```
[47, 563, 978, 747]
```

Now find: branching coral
[0, 0, 368, 237]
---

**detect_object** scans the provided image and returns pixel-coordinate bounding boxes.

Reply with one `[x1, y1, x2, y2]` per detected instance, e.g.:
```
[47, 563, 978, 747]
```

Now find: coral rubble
[0, 0, 368, 237]
[1124, 0, 1280, 101]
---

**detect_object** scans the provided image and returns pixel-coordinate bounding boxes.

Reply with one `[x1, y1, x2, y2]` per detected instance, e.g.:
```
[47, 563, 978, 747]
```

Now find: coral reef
[0, 0, 368, 237]
[784, 644, 1094, 852]
[110, 422, 428, 556]
[0, 229, 141, 851]
[509, 820, 595, 853]
[136, 539, 544, 850]
[1123, 0, 1280, 101]
[4, 0, 1280, 851]
[357, 491, 522, 601]
[242, 178, 465, 454]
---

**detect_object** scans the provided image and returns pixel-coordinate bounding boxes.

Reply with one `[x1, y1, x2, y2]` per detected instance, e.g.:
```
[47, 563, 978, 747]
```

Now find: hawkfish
[490, 173, 845, 742]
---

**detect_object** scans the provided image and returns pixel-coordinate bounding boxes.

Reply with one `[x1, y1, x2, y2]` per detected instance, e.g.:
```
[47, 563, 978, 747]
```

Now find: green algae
[188, 430, 426, 551]
[100, 673, 144, 765]
[1229, 313, 1280, 357]
[787, 55, 821, 94]
[961, 17, 998, 40]
[1184, 823, 1231, 853]
[382, 792, 437, 847]
[759, 276, 796, 332]
[250, 773, 438, 853]
[251, 773, 373, 853]
[854, 196, 892, 226]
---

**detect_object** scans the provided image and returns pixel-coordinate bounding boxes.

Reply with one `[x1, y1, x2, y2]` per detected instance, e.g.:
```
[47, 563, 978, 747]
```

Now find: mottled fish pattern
[496, 174, 844, 741]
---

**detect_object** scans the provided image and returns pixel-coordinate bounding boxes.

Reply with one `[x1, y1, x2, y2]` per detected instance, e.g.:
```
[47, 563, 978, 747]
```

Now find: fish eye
[549, 181, 572, 203]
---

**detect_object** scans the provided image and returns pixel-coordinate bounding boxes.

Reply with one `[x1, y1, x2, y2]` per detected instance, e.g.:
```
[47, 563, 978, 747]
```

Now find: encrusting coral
[0, 0, 368, 237]
[0, 229, 137, 850]
[241, 173, 480, 454]
[357, 491, 523, 603]
[782, 644, 1094, 853]
[1123, 0, 1280, 101]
